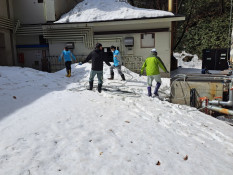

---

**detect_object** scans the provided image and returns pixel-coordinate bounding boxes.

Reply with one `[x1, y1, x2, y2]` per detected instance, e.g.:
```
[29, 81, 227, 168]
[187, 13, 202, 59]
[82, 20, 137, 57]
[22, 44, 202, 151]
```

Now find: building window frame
[140, 33, 155, 48]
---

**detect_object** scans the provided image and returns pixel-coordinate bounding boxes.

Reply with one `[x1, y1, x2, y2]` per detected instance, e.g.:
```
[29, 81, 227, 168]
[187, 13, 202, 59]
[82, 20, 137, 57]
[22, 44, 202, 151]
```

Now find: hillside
[0, 64, 233, 174]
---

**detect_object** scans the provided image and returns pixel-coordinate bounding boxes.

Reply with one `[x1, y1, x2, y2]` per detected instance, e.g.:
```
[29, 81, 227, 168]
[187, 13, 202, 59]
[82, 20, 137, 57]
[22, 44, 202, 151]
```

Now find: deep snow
[55, 0, 174, 23]
[174, 52, 202, 69]
[0, 64, 233, 175]
[172, 52, 203, 77]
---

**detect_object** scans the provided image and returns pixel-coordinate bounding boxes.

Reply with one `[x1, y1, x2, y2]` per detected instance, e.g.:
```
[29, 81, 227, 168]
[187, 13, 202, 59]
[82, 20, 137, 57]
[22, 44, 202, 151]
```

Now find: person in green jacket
[140, 48, 169, 97]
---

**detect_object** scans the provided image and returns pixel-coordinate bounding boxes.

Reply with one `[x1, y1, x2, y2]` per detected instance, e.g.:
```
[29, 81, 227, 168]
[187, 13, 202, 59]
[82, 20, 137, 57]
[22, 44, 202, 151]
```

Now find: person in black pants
[59, 47, 76, 77]
[79, 43, 111, 93]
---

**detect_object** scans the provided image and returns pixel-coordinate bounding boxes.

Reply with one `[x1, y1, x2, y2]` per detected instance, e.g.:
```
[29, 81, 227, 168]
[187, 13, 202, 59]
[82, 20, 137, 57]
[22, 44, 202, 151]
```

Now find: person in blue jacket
[59, 47, 76, 77]
[108, 46, 125, 81]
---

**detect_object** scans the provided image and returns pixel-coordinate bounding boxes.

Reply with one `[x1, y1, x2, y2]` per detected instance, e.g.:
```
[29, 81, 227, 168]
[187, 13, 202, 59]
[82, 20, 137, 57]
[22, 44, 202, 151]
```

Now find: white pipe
[207, 105, 233, 115]
[43, 28, 94, 48]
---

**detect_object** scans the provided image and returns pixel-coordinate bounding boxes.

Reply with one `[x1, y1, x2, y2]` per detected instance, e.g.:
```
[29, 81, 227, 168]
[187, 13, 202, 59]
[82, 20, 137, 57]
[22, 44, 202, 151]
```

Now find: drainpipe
[168, 0, 173, 12]
[168, 0, 173, 73]
[209, 79, 233, 107]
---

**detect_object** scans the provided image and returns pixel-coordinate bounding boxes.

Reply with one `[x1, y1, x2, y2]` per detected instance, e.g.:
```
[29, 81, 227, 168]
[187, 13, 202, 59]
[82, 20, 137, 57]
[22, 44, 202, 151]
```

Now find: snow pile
[174, 52, 202, 69]
[55, 0, 174, 23]
[1, 64, 233, 175]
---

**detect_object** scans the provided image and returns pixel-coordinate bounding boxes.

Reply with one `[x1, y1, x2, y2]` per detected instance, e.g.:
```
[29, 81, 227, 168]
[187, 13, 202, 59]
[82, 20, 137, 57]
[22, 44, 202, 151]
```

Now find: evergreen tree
[128, 0, 232, 58]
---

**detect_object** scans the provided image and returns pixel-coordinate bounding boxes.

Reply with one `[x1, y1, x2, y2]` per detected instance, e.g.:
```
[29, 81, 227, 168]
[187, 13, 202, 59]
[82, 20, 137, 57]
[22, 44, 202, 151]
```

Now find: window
[38, 0, 43, 3]
[0, 33, 5, 48]
[140, 33, 155, 48]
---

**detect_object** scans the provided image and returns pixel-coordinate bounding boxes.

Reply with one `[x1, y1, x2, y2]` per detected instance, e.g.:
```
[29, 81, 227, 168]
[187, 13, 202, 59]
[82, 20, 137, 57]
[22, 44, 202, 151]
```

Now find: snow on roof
[55, 0, 174, 23]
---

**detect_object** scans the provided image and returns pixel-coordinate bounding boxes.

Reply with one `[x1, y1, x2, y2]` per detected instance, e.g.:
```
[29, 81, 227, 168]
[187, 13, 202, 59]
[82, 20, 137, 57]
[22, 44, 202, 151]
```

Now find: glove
[79, 62, 82, 65]
[139, 74, 141, 77]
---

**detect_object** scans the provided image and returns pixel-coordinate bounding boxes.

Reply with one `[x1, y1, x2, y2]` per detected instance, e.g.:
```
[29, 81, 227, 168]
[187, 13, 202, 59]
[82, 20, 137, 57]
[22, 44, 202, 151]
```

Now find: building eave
[42, 14, 185, 28]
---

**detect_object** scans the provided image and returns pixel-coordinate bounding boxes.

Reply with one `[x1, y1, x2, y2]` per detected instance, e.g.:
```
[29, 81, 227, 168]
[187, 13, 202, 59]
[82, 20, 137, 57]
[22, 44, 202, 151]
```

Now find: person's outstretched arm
[82, 52, 92, 64]
[140, 60, 147, 75]
[71, 52, 76, 61]
[104, 60, 111, 66]
[103, 52, 111, 66]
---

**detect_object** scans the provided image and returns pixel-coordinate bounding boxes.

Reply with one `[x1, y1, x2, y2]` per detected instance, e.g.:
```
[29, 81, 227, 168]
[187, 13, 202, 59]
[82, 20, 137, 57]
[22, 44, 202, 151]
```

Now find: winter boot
[108, 72, 114, 80]
[68, 70, 71, 77]
[154, 82, 161, 96]
[121, 74, 126, 81]
[66, 70, 69, 77]
[87, 81, 93, 90]
[66, 70, 71, 77]
[97, 84, 102, 93]
[147, 87, 152, 97]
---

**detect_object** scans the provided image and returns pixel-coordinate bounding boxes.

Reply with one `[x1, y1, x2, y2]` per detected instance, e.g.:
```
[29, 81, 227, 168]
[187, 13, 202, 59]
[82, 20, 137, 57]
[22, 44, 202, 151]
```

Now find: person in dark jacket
[79, 43, 111, 93]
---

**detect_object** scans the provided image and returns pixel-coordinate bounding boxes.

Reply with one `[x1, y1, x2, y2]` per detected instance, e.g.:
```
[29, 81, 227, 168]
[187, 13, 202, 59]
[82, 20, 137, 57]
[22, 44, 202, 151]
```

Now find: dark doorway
[103, 47, 120, 62]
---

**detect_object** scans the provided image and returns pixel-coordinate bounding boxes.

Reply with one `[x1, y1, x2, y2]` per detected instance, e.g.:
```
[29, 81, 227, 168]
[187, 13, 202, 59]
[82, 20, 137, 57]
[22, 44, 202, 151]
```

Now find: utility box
[124, 37, 134, 47]
[202, 49, 229, 70]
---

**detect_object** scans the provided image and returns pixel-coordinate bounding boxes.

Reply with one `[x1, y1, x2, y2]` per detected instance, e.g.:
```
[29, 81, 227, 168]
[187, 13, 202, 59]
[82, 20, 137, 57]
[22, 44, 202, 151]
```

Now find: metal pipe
[168, 0, 173, 12]
[43, 27, 93, 48]
[209, 79, 233, 107]
[207, 105, 233, 115]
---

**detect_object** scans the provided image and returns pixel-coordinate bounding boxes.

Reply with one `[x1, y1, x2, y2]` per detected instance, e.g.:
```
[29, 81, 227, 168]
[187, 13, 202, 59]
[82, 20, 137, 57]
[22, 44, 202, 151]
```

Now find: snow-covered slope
[55, 0, 174, 23]
[1, 64, 233, 175]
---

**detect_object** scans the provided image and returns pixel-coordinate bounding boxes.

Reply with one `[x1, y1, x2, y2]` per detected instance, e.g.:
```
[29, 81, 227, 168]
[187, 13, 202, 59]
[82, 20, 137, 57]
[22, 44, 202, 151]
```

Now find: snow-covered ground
[1, 64, 233, 175]
[56, 0, 174, 23]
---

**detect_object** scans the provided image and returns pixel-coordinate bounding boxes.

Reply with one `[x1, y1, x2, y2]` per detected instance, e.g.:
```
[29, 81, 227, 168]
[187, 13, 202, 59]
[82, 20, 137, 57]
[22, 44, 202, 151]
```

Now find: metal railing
[46, 55, 87, 73]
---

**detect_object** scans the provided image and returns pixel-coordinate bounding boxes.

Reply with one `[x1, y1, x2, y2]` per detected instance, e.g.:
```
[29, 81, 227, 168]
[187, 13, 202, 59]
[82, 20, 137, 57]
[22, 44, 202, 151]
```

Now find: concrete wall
[93, 32, 170, 75]
[48, 32, 170, 75]
[49, 42, 92, 58]
[0, 0, 12, 18]
[16, 48, 49, 69]
[16, 36, 40, 45]
[54, 0, 81, 20]
[0, 0, 16, 66]
[0, 30, 15, 66]
[44, 0, 56, 22]
[45, 20, 172, 75]
[171, 81, 223, 106]
[13, 0, 79, 24]
[13, 0, 46, 24]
